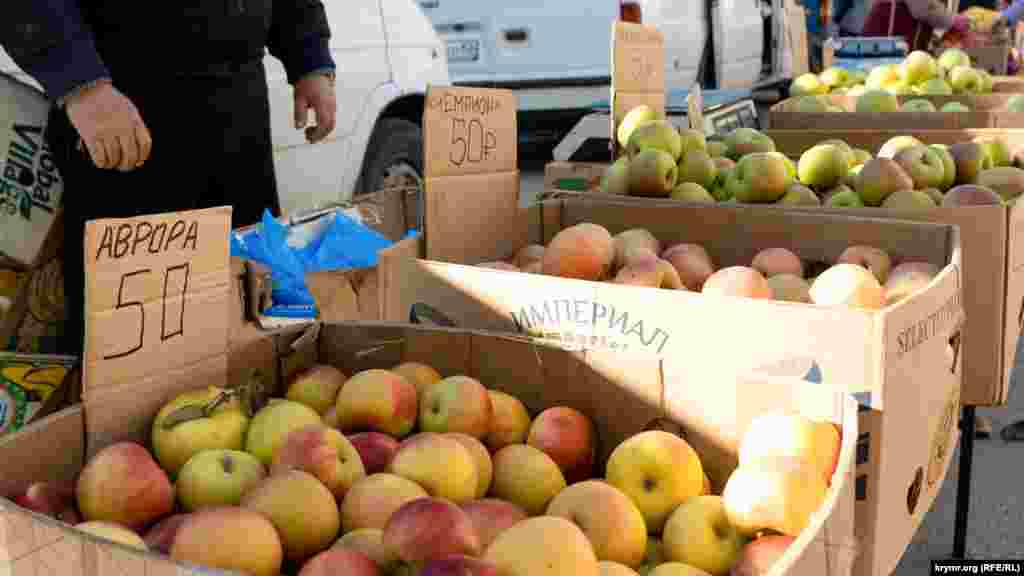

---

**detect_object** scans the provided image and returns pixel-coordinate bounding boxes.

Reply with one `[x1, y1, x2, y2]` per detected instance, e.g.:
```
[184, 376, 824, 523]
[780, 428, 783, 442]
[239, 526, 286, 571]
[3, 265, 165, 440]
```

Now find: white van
[0, 0, 450, 217]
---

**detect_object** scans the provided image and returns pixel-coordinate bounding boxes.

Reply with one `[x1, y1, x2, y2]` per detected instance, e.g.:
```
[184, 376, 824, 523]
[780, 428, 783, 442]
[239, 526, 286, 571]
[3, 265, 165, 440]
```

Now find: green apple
[245, 400, 323, 466]
[778, 183, 821, 206]
[949, 141, 995, 184]
[766, 152, 797, 184]
[852, 149, 873, 167]
[974, 137, 1012, 167]
[901, 99, 937, 112]
[882, 189, 937, 209]
[706, 140, 727, 158]
[819, 67, 850, 89]
[940, 102, 971, 112]
[855, 90, 899, 113]
[938, 48, 972, 72]
[790, 73, 827, 96]
[629, 148, 678, 197]
[152, 386, 251, 479]
[662, 495, 748, 576]
[723, 128, 776, 160]
[866, 64, 900, 90]
[817, 139, 856, 168]
[601, 157, 631, 195]
[894, 145, 945, 189]
[671, 182, 716, 204]
[929, 144, 957, 191]
[679, 129, 708, 158]
[792, 95, 829, 113]
[825, 187, 865, 208]
[877, 135, 924, 159]
[617, 105, 660, 148]
[176, 449, 267, 511]
[979, 69, 994, 93]
[627, 120, 683, 162]
[917, 78, 952, 95]
[950, 66, 983, 94]
[856, 157, 914, 206]
[726, 152, 790, 203]
[677, 150, 718, 189]
[1006, 94, 1024, 113]
[798, 144, 850, 190]
[901, 51, 938, 85]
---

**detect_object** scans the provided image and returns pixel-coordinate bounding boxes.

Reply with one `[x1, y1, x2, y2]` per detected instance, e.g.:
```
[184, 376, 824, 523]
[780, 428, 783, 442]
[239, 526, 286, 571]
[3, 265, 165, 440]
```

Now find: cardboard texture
[611, 21, 666, 158]
[82, 206, 232, 457]
[233, 185, 419, 328]
[0, 321, 859, 576]
[770, 94, 1024, 130]
[992, 75, 1024, 93]
[381, 197, 963, 576]
[785, 0, 810, 78]
[0, 73, 63, 269]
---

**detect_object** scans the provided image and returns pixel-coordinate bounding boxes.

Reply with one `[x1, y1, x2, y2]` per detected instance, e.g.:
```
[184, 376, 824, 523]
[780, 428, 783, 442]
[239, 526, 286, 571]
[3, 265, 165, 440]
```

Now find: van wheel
[359, 118, 424, 230]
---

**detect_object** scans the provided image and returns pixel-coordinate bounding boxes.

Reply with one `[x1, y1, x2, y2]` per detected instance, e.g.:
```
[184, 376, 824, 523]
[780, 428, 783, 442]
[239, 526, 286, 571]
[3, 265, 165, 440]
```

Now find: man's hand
[294, 73, 337, 144]
[66, 81, 152, 171]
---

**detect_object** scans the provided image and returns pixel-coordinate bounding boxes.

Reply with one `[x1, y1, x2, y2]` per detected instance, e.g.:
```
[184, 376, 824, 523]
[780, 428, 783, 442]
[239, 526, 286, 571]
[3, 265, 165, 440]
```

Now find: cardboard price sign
[687, 83, 705, 133]
[421, 86, 525, 263]
[82, 206, 232, 395]
[610, 21, 666, 158]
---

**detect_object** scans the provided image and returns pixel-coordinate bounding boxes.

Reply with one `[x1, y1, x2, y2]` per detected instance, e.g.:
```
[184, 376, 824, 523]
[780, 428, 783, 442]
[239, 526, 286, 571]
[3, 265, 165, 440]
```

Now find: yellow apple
[241, 469, 341, 562]
[151, 385, 250, 478]
[340, 473, 428, 532]
[662, 495, 747, 575]
[245, 399, 324, 466]
[444, 432, 494, 499]
[286, 364, 348, 415]
[601, 561, 642, 576]
[738, 411, 841, 485]
[171, 507, 284, 576]
[389, 433, 478, 504]
[391, 361, 443, 397]
[483, 516, 600, 576]
[485, 390, 532, 451]
[722, 456, 828, 537]
[648, 562, 714, 576]
[490, 443, 567, 515]
[419, 375, 494, 438]
[176, 448, 267, 511]
[546, 480, 648, 567]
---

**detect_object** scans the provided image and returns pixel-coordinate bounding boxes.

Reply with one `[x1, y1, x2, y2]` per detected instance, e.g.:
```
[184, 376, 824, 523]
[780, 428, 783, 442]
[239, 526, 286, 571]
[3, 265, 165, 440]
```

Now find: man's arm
[267, 0, 336, 85]
[0, 0, 111, 104]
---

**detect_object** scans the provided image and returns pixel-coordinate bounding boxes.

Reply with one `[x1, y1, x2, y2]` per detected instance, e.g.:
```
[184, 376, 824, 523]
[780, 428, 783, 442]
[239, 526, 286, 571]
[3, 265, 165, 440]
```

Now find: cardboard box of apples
[0, 322, 860, 576]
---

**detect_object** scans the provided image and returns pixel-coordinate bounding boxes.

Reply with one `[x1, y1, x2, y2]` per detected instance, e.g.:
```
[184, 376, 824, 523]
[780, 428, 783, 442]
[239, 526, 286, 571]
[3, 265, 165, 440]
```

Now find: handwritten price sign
[83, 207, 232, 394]
[612, 22, 665, 94]
[424, 86, 518, 178]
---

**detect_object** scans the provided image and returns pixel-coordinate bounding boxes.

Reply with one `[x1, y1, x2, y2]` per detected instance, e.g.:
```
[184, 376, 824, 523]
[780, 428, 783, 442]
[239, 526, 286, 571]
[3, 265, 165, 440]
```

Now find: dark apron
[862, 0, 935, 52]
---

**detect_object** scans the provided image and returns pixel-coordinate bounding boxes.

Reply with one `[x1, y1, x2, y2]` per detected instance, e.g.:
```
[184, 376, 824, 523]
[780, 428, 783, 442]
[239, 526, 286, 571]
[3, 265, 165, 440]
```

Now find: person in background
[861, 0, 972, 50]
[2, 0, 338, 358]
[991, 0, 1024, 33]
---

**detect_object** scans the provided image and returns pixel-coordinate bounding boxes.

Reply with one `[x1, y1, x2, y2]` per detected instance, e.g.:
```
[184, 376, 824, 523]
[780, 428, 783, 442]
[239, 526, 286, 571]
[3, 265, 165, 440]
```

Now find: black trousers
[47, 61, 281, 358]
[959, 0, 997, 9]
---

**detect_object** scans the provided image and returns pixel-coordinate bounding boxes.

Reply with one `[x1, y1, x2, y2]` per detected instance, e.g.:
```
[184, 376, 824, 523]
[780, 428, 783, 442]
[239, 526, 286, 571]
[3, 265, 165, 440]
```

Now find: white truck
[0, 0, 450, 218]
[419, 0, 795, 155]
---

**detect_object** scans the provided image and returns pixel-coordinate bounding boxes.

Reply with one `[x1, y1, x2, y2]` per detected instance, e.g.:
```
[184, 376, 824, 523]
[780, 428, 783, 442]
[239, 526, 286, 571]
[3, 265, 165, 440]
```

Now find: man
[862, 0, 971, 51]
[2, 0, 338, 357]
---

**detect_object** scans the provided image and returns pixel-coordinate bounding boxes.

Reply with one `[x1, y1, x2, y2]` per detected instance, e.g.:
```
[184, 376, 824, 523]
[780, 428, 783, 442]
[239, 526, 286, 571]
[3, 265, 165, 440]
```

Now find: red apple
[421, 555, 499, 576]
[383, 497, 481, 567]
[730, 534, 795, 576]
[143, 513, 192, 554]
[76, 441, 175, 530]
[15, 481, 80, 524]
[348, 432, 401, 474]
[461, 498, 529, 549]
[527, 407, 596, 483]
[298, 549, 381, 576]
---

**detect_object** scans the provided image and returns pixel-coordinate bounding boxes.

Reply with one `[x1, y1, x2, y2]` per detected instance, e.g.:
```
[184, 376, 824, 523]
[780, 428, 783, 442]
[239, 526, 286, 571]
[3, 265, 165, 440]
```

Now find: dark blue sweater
[3, 0, 335, 102]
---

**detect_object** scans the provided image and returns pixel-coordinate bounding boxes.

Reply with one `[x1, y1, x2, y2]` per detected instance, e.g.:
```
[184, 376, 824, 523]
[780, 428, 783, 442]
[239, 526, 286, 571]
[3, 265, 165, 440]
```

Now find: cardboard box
[991, 75, 1024, 93]
[1, 211, 65, 355]
[0, 73, 63, 268]
[0, 321, 859, 576]
[0, 352, 77, 437]
[380, 197, 963, 576]
[770, 94, 1024, 130]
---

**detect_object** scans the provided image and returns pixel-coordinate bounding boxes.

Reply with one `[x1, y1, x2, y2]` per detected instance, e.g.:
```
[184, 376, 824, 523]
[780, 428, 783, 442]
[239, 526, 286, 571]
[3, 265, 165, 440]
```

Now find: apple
[884, 262, 941, 305]
[1007, 94, 1024, 113]
[837, 245, 891, 285]
[340, 473, 428, 532]
[918, 78, 952, 95]
[648, 564, 714, 576]
[246, 399, 324, 466]
[490, 443, 566, 515]
[729, 535, 795, 576]
[462, 498, 530, 550]
[483, 516, 600, 576]
[177, 448, 267, 511]
[348, 431, 401, 474]
[791, 96, 828, 113]
[901, 99, 936, 112]
[75, 521, 147, 549]
[242, 469, 341, 561]
[809, 263, 885, 310]
[546, 480, 648, 567]
[942, 184, 1003, 207]
[142, 513, 190, 554]
[601, 562, 641, 576]
[444, 432, 493, 499]
[766, 274, 812, 303]
[974, 137, 1012, 167]
[422, 555, 500, 576]
[901, 50, 937, 84]
[789, 73, 826, 96]
[929, 144, 957, 191]
[172, 507, 283, 576]
[630, 148, 679, 197]
[882, 189, 937, 208]
[151, 385, 250, 478]
[938, 48, 971, 71]
[950, 66, 983, 94]
[76, 441, 174, 530]
[877, 135, 923, 159]
[390, 432, 479, 503]
[976, 166, 1024, 201]
[846, 84, 867, 98]
[334, 528, 401, 574]
[662, 495, 747, 575]
[679, 129, 708, 158]
[662, 243, 716, 291]
[613, 229, 661, 271]
[738, 411, 841, 485]
[628, 121, 683, 162]
[797, 144, 849, 190]
[894, 145, 945, 189]
[335, 369, 419, 438]
[979, 69, 994, 93]
[723, 456, 827, 537]
[602, 157, 632, 195]
[391, 361, 443, 397]
[855, 89, 898, 113]
[949, 141, 994, 184]
[819, 67, 850, 89]
[298, 549, 381, 576]
[855, 157, 913, 206]
[723, 128, 775, 160]
[527, 406, 596, 484]
[420, 375, 493, 438]
[677, 150, 718, 190]
[777, 183, 821, 206]
[485, 390, 532, 451]
[384, 497, 482, 568]
[271, 424, 366, 500]
[866, 64, 900, 90]
[825, 186, 865, 208]
[286, 364, 347, 415]
[726, 153, 790, 203]
[605, 430, 704, 534]
[618, 105, 661, 148]
[707, 140, 727, 159]
[14, 481, 80, 524]
[323, 406, 341, 429]
[702, 267, 772, 300]
[751, 248, 803, 279]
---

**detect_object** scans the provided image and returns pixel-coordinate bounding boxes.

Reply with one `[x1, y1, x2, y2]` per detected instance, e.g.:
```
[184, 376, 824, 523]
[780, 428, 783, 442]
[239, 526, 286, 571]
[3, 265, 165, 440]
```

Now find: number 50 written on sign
[104, 263, 191, 360]
[449, 117, 498, 167]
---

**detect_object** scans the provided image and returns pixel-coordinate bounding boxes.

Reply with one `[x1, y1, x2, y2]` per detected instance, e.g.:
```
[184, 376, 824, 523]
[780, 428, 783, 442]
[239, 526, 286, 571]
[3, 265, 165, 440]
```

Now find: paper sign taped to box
[610, 21, 666, 157]
[423, 85, 518, 179]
